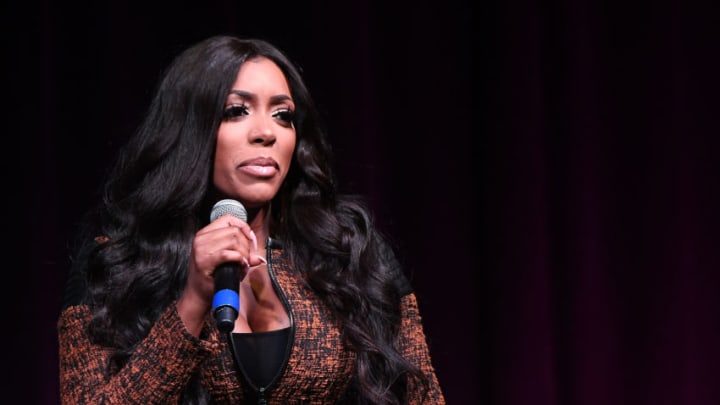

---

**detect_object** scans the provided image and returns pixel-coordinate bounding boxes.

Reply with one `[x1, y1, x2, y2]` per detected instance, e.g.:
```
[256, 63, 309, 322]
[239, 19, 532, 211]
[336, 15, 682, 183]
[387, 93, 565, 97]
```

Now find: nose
[249, 116, 276, 146]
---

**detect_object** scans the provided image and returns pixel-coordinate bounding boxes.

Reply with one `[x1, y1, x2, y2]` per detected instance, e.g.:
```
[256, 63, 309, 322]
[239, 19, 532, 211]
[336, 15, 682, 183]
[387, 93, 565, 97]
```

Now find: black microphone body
[210, 199, 248, 333]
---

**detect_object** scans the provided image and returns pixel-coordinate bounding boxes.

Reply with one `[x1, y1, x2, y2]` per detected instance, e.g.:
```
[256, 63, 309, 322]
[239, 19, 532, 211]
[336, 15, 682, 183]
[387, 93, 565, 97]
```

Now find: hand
[177, 213, 259, 335]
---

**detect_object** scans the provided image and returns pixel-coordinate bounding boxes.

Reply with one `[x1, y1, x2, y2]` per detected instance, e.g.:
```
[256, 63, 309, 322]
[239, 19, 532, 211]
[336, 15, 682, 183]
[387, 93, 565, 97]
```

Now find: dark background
[3, 0, 720, 404]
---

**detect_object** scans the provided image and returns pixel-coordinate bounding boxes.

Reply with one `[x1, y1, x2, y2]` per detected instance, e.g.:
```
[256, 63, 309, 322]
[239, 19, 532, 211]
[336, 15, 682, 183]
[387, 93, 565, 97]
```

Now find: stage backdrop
[4, 0, 719, 404]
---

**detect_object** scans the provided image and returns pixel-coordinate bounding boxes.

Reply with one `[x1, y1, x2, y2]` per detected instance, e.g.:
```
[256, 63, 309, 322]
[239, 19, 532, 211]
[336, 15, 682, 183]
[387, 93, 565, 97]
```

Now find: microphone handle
[213, 262, 241, 333]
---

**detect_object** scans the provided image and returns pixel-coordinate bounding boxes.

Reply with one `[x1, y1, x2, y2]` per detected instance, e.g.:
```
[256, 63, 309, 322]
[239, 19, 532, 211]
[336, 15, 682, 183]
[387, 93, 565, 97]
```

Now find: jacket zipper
[234, 237, 295, 404]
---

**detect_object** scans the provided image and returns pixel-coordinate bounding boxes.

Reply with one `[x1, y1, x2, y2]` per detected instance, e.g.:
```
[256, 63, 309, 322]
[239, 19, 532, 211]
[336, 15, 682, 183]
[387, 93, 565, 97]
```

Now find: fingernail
[253, 254, 267, 264]
[249, 230, 258, 251]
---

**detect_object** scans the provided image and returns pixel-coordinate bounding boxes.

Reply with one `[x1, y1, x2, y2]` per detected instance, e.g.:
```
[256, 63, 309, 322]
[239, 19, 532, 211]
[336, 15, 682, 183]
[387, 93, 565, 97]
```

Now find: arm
[57, 303, 220, 404]
[374, 232, 446, 402]
[398, 293, 446, 404]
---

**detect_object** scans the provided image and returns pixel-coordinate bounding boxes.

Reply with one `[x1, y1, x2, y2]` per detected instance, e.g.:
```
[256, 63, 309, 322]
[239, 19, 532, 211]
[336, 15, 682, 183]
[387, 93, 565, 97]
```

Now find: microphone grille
[210, 199, 248, 222]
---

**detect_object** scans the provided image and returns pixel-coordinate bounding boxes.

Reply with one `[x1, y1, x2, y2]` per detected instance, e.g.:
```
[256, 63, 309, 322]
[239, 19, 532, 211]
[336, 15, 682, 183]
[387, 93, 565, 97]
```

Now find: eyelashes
[272, 109, 294, 125]
[223, 104, 249, 119]
[222, 104, 295, 127]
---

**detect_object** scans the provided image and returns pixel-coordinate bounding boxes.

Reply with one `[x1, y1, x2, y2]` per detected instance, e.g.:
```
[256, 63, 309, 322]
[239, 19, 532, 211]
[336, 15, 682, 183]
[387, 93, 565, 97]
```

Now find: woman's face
[213, 57, 297, 209]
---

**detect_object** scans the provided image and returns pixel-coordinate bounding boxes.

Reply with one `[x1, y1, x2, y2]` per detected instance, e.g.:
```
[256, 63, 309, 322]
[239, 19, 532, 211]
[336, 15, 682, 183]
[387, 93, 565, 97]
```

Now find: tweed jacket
[58, 238, 445, 404]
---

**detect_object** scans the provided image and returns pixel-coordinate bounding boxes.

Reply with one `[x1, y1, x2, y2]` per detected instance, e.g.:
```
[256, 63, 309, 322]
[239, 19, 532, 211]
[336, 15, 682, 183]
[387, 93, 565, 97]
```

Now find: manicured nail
[249, 230, 258, 251]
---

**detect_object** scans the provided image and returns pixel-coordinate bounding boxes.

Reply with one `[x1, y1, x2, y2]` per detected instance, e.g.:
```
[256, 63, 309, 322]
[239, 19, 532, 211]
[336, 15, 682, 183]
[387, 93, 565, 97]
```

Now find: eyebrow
[228, 90, 293, 104]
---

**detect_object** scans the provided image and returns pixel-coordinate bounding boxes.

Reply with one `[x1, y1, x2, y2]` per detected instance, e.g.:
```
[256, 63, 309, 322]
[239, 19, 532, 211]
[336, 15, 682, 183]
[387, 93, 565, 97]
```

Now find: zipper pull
[257, 387, 267, 405]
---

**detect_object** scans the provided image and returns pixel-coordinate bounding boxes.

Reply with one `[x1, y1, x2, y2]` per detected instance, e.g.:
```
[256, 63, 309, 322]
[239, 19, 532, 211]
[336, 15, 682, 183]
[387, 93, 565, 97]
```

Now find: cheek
[213, 139, 231, 170]
[281, 137, 297, 167]
[211, 149, 226, 188]
[215, 126, 239, 162]
[213, 129, 235, 180]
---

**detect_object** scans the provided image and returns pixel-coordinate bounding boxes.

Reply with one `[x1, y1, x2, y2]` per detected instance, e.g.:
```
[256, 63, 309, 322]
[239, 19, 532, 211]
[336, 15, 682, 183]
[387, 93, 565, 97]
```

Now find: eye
[273, 108, 295, 127]
[222, 104, 249, 120]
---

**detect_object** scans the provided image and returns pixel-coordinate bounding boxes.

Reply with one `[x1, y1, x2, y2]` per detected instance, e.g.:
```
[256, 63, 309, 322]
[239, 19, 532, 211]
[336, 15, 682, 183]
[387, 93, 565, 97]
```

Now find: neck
[246, 204, 271, 248]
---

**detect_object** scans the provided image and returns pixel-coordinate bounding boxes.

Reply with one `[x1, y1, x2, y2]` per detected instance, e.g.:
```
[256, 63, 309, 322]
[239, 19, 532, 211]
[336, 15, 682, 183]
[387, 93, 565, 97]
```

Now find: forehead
[232, 57, 290, 91]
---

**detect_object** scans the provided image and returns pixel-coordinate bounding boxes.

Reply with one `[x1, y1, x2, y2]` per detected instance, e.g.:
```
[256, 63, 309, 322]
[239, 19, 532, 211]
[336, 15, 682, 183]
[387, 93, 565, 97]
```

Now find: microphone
[210, 199, 248, 333]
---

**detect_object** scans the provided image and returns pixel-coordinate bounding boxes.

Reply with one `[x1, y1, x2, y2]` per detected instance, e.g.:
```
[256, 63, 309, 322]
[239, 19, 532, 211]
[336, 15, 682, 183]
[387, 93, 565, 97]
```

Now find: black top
[231, 327, 291, 388]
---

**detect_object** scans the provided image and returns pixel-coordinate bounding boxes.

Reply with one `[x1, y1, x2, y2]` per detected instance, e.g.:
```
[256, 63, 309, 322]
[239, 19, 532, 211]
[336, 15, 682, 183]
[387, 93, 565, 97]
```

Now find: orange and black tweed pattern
[58, 246, 445, 404]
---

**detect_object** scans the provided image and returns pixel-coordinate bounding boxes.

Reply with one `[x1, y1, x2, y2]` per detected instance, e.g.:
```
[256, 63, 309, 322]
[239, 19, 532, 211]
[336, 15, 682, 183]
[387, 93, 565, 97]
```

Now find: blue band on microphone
[212, 289, 240, 312]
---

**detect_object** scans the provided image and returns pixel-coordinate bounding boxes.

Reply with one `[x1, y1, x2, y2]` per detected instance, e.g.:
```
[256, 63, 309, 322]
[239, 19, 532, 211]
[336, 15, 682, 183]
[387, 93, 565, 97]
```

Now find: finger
[247, 254, 266, 267]
[204, 213, 248, 232]
[193, 232, 249, 273]
[208, 214, 257, 248]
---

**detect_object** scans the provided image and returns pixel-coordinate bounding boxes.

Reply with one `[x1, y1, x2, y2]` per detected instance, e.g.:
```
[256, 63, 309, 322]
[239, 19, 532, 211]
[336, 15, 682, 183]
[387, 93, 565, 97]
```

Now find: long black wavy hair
[66, 36, 429, 403]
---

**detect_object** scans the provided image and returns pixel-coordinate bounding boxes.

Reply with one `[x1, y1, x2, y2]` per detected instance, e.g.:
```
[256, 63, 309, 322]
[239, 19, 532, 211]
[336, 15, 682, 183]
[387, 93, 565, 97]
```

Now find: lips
[237, 157, 280, 178]
[238, 157, 279, 169]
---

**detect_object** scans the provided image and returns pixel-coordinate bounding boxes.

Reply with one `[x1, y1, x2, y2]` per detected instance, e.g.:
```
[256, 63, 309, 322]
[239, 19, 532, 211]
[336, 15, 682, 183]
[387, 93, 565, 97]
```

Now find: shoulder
[374, 232, 413, 296]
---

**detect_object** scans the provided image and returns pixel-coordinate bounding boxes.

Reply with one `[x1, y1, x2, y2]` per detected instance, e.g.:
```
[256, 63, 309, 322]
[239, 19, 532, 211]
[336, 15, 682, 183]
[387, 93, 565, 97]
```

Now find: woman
[58, 35, 445, 404]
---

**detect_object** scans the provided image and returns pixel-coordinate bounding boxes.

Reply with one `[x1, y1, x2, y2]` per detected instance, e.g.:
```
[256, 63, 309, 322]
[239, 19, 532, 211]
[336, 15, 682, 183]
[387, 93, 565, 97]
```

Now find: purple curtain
[474, 1, 720, 403]
[5, 0, 719, 404]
